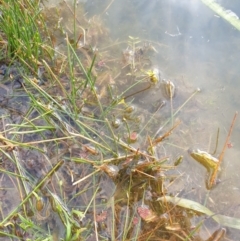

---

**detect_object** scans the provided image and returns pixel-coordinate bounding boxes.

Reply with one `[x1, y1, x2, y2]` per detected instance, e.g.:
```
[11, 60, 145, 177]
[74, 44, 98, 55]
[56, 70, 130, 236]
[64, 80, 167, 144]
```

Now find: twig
[124, 83, 151, 100]
[209, 111, 238, 188]
[152, 121, 181, 146]
[218, 111, 238, 164]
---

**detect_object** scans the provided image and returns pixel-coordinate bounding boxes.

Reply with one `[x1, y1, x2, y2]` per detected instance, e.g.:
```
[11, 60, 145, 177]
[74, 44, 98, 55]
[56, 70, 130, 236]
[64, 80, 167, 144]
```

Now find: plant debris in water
[0, 1, 238, 241]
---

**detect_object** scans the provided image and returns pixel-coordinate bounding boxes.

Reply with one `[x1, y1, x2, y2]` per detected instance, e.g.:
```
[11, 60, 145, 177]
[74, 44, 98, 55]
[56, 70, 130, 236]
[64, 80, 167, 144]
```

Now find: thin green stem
[0, 160, 64, 226]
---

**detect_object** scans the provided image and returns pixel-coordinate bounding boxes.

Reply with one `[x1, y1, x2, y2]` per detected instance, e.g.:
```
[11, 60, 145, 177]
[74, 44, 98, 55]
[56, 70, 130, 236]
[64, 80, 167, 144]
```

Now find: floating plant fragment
[165, 223, 181, 231]
[146, 68, 160, 83]
[189, 149, 219, 171]
[111, 118, 121, 128]
[174, 155, 183, 166]
[36, 197, 45, 212]
[137, 205, 158, 223]
[98, 164, 119, 178]
[158, 196, 240, 229]
[162, 79, 175, 99]
[189, 149, 219, 189]
[208, 228, 226, 241]
[128, 131, 138, 143]
[96, 210, 108, 222]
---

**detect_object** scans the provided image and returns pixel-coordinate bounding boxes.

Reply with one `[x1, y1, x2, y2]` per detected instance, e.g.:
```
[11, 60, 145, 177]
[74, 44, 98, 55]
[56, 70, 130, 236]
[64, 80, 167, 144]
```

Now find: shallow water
[28, 0, 240, 239]
[88, 0, 240, 239]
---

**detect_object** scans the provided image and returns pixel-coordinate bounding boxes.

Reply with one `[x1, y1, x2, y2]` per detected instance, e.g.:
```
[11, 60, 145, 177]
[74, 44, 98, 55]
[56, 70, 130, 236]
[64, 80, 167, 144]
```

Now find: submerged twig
[209, 111, 238, 188]
[152, 121, 181, 146]
[218, 112, 238, 164]
[124, 83, 151, 100]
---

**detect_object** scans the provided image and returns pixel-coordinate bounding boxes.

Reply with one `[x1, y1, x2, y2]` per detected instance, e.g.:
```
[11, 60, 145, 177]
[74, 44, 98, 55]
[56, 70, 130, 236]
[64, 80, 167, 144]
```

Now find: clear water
[45, 0, 240, 239]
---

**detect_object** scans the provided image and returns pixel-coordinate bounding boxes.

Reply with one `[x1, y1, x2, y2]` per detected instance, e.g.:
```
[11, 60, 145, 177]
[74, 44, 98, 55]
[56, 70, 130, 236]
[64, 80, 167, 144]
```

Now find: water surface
[45, 0, 240, 239]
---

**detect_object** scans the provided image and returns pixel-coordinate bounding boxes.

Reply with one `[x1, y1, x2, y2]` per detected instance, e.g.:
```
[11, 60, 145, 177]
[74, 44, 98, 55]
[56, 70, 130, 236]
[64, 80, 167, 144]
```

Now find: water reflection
[45, 0, 240, 239]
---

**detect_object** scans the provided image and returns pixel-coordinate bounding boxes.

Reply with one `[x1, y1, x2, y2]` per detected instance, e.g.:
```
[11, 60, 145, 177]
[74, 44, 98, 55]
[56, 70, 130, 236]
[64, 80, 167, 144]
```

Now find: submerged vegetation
[0, 0, 239, 240]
